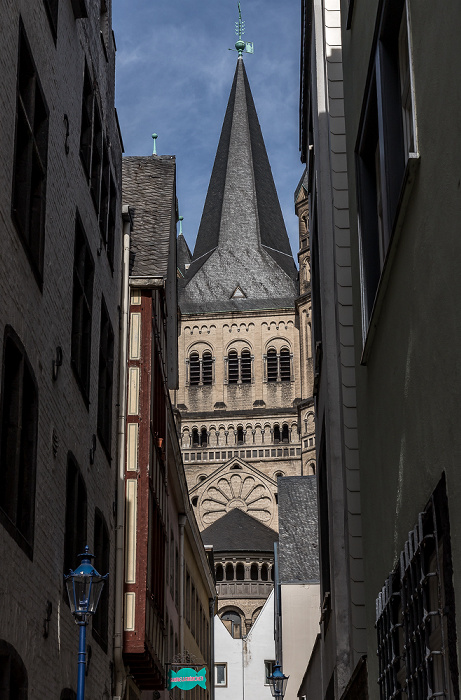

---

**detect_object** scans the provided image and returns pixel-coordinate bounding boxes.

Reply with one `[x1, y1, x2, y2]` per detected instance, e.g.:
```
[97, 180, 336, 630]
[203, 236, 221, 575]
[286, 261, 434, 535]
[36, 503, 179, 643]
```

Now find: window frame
[12, 21, 49, 289]
[214, 663, 228, 688]
[71, 213, 94, 404]
[0, 326, 38, 560]
[355, 0, 419, 354]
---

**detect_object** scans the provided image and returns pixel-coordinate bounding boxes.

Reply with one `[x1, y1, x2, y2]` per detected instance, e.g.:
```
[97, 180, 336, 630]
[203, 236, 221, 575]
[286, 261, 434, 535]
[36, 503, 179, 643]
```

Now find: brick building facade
[0, 1, 122, 697]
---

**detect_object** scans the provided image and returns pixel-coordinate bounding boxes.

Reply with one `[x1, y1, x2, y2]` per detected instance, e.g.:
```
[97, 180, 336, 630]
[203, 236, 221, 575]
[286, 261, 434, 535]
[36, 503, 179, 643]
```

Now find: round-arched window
[189, 352, 200, 385]
[236, 563, 245, 580]
[216, 564, 224, 581]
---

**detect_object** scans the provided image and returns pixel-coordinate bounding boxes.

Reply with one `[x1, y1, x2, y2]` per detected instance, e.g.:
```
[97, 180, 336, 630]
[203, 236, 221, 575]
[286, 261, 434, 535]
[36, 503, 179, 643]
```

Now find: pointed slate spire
[181, 59, 297, 313]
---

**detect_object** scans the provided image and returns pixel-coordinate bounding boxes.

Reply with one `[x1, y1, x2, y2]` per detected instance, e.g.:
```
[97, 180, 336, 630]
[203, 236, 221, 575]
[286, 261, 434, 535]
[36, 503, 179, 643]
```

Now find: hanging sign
[168, 667, 207, 691]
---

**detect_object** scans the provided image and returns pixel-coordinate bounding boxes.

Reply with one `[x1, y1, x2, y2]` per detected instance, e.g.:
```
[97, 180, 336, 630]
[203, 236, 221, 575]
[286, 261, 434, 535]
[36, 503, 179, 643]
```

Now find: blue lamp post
[268, 663, 289, 699]
[64, 546, 108, 700]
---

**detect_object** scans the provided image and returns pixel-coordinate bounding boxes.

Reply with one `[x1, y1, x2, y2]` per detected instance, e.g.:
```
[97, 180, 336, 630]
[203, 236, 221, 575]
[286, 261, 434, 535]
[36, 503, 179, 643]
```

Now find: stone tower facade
[173, 56, 311, 630]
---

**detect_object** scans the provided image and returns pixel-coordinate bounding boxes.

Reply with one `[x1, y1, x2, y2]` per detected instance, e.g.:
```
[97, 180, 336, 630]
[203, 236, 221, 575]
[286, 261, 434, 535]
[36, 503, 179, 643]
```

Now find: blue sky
[112, 0, 303, 262]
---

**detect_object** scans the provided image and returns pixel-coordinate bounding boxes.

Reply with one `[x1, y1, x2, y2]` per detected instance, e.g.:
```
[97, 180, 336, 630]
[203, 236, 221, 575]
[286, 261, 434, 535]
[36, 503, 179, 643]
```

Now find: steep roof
[277, 477, 319, 583]
[201, 508, 278, 553]
[122, 155, 177, 278]
[177, 232, 192, 278]
[181, 58, 297, 313]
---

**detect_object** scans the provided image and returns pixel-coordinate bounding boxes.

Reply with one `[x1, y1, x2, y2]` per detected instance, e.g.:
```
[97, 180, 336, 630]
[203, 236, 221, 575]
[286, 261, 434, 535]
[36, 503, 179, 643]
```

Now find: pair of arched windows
[227, 349, 252, 384]
[273, 424, 290, 443]
[267, 347, 291, 382]
[215, 562, 273, 583]
[189, 350, 213, 386]
[192, 427, 208, 447]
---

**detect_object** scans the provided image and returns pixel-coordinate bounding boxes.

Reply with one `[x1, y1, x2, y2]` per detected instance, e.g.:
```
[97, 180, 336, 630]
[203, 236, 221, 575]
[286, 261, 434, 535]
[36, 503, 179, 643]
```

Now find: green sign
[168, 667, 207, 691]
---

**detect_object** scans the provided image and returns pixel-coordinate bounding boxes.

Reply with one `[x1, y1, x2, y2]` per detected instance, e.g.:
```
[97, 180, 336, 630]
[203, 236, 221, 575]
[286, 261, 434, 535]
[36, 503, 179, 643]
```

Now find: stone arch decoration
[200, 470, 274, 526]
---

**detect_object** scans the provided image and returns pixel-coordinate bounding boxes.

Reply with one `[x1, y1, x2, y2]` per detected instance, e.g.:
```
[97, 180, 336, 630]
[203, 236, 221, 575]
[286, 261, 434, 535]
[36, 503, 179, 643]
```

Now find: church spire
[181, 57, 297, 312]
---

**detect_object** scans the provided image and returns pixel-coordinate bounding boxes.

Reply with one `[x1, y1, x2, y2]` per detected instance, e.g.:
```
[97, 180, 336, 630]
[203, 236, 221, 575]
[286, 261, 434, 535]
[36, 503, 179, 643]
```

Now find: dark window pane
[63, 454, 87, 584]
[92, 509, 109, 652]
[0, 328, 38, 558]
[228, 350, 238, 384]
[273, 425, 281, 443]
[267, 349, 278, 382]
[97, 298, 114, 455]
[189, 352, 200, 385]
[202, 351, 213, 385]
[280, 349, 291, 381]
[241, 350, 251, 383]
[71, 216, 94, 400]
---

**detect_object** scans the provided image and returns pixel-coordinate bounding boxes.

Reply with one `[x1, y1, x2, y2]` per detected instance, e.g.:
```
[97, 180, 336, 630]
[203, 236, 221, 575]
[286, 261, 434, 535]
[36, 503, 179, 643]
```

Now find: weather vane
[229, 3, 254, 58]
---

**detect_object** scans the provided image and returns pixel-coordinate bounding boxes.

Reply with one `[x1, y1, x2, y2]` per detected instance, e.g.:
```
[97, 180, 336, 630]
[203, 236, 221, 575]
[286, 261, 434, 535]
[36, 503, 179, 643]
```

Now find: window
[63, 454, 87, 589]
[228, 350, 238, 384]
[192, 428, 200, 447]
[237, 427, 245, 445]
[97, 298, 114, 455]
[12, 23, 49, 286]
[92, 509, 109, 651]
[265, 661, 275, 685]
[80, 62, 116, 252]
[356, 0, 417, 335]
[281, 424, 289, 443]
[215, 564, 224, 582]
[71, 214, 94, 401]
[0, 641, 28, 699]
[43, 0, 59, 41]
[265, 348, 292, 382]
[215, 663, 227, 687]
[188, 349, 213, 385]
[226, 348, 253, 384]
[60, 691, 76, 700]
[261, 564, 268, 582]
[376, 476, 458, 699]
[273, 425, 281, 444]
[236, 563, 244, 581]
[200, 428, 208, 447]
[250, 563, 258, 581]
[0, 327, 38, 559]
[225, 563, 234, 581]
[221, 611, 242, 639]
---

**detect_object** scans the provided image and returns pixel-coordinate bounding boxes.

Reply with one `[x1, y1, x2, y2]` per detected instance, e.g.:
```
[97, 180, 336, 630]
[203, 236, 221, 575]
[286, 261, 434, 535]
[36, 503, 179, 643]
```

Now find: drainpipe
[178, 513, 187, 700]
[113, 205, 132, 700]
[209, 596, 216, 700]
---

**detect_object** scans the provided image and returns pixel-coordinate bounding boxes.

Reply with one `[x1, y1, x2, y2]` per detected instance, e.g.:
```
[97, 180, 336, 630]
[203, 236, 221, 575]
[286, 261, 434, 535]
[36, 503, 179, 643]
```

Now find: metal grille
[376, 495, 452, 699]
[227, 351, 239, 383]
[240, 350, 252, 383]
[202, 351, 213, 384]
[189, 352, 200, 385]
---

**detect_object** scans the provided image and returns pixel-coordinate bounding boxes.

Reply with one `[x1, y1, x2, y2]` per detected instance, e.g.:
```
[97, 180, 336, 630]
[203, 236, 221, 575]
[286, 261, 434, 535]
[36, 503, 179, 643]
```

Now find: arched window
[225, 563, 234, 581]
[250, 563, 259, 581]
[261, 564, 268, 581]
[216, 564, 224, 581]
[0, 640, 28, 698]
[241, 349, 252, 383]
[188, 349, 214, 385]
[236, 563, 245, 581]
[192, 428, 200, 447]
[191, 496, 198, 507]
[221, 610, 242, 639]
[282, 424, 289, 443]
[267, 348, 278, 382]
[273, 425, 281, 443]
[228, 350, 239, 383]
[237, 427, 244, 445]
[227, 348, 252, 384]
[202, 351, 213, 385]
[189, 351, 200, 385]
[270, 566, 274, 581]
[200, 428, 208, 446]
[280, 348, 291, 381]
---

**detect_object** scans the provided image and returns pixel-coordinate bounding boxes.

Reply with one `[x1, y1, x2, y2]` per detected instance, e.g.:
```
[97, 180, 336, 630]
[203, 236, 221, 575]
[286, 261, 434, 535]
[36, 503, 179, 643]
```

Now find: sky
[112, 0, 304, 263]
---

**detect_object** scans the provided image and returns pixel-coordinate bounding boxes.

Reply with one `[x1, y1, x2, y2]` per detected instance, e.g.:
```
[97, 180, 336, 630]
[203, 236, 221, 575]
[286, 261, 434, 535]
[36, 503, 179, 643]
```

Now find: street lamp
[64, 546, 108, 700]
[268, 662, 289, 699]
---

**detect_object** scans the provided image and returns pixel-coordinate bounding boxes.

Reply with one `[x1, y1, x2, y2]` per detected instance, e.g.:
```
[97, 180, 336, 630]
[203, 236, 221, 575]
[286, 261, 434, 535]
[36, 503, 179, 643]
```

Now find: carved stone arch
[186, 340, 214, 355]
[200, 468, 274, 526]
[225, 338, 253, 355]
[264, 336, 293, 353]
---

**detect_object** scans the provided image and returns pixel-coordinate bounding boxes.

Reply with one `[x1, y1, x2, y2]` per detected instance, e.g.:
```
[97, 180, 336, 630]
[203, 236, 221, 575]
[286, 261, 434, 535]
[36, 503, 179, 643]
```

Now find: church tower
[174, 51, 304, 630]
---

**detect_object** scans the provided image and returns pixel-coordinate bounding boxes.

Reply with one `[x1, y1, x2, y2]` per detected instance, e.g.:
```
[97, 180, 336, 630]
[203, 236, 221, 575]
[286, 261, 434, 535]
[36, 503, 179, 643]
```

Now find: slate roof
[201, 508, 278, 553]
[277, 476, 319, 582]
[122, 155, 176, 278]
[180, 58, 297, 312]
[177, 232, 192, 277]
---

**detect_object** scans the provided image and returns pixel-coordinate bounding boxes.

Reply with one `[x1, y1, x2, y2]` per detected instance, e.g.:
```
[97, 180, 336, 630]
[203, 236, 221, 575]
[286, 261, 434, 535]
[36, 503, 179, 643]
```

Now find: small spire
[152, 133, 158, 155]
[179, 215, 184, 236]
